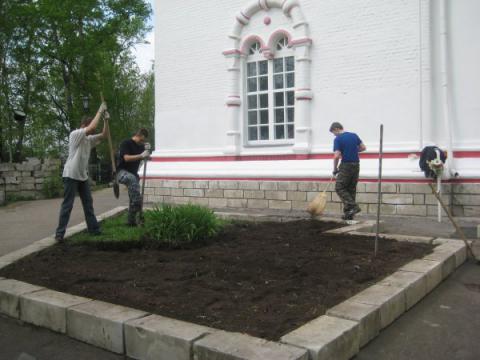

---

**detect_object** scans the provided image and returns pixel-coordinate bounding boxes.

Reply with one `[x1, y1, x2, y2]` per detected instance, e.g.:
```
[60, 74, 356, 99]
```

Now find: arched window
[245, 37, 295, 143]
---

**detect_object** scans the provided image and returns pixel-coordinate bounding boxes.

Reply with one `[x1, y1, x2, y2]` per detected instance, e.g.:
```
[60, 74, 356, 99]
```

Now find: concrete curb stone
[348, 284, 406, 330]
[125, 314, 215, 360]
[0, 279, 44, 318]
[326, 300, 381, 347]
[400, 259, 444, 293]
[20, 289, 91, 333]
[194, 331, 309, 360]
[67, 300, 149, 354]
[377, 270, 427, 310]
[280, 315, 359, 360]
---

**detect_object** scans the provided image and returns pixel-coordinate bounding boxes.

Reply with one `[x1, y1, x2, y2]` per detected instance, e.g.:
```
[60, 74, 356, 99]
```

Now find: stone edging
[0, 210, 467, 360]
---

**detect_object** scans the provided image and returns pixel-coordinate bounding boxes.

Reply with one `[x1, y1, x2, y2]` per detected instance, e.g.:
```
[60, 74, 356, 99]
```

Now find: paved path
[0, 188, 128, 256]
[0, 198, 479, 359]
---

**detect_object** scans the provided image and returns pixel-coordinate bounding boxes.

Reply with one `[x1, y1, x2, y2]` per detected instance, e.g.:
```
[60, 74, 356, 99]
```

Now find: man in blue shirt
[330, 122, 366, 220]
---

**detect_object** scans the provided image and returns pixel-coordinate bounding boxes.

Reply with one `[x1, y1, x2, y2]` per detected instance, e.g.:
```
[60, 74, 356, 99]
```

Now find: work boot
[346, 205, 362, 219]
[55, 235, 64, 244]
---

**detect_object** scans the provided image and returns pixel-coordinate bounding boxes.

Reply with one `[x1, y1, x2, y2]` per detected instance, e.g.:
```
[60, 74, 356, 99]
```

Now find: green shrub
[42, 175, 63, 198]
[144, 204, 223, 248]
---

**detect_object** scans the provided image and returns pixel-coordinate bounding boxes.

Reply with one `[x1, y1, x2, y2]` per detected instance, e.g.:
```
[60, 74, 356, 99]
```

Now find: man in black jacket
[117, 128, 150, 226]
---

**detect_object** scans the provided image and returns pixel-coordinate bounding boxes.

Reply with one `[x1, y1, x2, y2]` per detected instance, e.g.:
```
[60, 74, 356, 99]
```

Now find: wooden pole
[375, 124, 384, 257]
[428, 183, 476, 259]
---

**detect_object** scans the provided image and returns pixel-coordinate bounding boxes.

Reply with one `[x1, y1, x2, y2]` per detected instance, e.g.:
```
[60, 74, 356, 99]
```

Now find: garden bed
[0, 219, 433, 341]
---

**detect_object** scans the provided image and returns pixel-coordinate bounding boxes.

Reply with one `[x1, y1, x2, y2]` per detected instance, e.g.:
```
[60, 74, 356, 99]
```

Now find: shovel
[307, 176, 335, 216]
[139, 143, 151, 226]
[428, 183, 478, 260]
[101, 93, 120, 198]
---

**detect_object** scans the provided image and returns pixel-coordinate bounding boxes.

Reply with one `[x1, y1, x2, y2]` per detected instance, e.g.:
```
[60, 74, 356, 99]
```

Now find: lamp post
[82, 95, 90, 113]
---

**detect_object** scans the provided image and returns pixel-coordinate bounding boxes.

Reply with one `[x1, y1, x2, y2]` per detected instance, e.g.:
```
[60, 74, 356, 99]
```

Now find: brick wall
[0, 158, 61, 204]
[144, 179, 480, 217]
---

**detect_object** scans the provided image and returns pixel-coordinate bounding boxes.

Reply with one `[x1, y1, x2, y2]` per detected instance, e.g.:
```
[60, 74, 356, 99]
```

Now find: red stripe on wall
[150, 150, 480, 163]
[141, 176, 480, 184]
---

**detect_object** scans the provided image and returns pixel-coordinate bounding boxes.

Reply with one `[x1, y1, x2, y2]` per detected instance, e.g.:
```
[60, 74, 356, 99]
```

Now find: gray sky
[133, 0, 155, 73]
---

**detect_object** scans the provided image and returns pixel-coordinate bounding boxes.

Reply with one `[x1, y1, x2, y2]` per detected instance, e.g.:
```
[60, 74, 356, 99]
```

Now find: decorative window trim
[223, 0, 313, 155]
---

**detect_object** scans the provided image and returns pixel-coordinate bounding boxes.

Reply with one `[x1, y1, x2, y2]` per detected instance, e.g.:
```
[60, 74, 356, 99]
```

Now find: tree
[0, 0, 153, 163]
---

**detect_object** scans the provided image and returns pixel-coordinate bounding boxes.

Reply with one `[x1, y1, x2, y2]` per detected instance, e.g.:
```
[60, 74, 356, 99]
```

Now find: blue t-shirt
[333, 132, 362, 163]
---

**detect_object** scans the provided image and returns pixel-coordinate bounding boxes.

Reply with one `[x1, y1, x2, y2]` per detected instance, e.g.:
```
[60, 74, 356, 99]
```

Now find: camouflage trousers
[335, 162, 360, 214]
[117, 169, 142, 225]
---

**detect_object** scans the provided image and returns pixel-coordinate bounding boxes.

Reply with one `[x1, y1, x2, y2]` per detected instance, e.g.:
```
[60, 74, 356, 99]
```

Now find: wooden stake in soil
[375, 124, 384, 257]
[100, 92, 120, 198]
[428, 183, 477, 260]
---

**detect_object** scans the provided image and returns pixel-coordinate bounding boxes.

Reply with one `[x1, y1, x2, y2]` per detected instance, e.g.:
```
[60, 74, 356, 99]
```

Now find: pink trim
[240, 34, 266, 54]
[236, 16, 247, 26]
[241, 11, 251, 20]
[267, 29, 293, 50]
[151, 152, 425, 163]
[222, 49, 242, 56]
[297, 97, 312, 101]
[289, 37, 313, 47]
[150, 151, 480, 163]
[141, 175, 480, 184]
[454, 151, 480, 158]
[259, 0, 269, 10]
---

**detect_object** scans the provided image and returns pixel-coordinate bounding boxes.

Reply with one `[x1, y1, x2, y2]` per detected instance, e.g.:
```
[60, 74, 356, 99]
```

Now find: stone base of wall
[144, 180, 480, 217]
[0, 158, 61, 204]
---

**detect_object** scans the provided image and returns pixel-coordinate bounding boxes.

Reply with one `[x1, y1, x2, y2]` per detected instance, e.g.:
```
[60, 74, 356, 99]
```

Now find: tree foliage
[0, 0, 154, 163]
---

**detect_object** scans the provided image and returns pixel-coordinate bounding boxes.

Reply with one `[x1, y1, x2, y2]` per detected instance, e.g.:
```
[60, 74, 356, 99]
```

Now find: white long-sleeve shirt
[62, 128, 102, 181]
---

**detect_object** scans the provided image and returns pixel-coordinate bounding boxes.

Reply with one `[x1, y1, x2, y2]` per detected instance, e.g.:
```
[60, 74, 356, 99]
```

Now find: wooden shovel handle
[429, 183, 474, 258]
[100, 93, 117, 174]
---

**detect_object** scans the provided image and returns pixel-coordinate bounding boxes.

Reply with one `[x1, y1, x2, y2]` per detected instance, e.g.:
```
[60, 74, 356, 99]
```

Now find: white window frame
[243, 38, 296, 147]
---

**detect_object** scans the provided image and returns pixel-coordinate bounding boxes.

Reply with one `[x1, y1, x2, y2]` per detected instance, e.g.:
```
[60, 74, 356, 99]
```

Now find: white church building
[144, 0, 480, 217]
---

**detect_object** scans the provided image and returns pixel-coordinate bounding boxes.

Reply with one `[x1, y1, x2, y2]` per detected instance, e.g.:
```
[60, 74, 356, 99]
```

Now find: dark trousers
[55, 177, 100, 238]
[117, 169, 142, 225]
[335, 162, 360, 214]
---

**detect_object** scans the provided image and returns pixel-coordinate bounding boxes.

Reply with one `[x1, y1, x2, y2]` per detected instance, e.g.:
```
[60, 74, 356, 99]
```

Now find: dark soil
[0, 220, 433, 340]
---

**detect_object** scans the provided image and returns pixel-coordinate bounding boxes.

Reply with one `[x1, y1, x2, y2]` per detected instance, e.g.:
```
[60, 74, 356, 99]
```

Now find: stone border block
[430, 239, 467, 268]
[378, 270, 427, 310]
[67, 300, 149, 354]
[348, 284, 405, 329]
[194, 331, 308, 360]
[326, 300, 380, 347]
[400, 259, 443, 294]
[20, 289, 91, 333]
[422, 246, 457, 279]
[0, 279, 44, 318]
[348, 231, 434, 244]
[324, 220, 376, 234]
[281, 315, 359, 360]
[125, 314, 215, 360]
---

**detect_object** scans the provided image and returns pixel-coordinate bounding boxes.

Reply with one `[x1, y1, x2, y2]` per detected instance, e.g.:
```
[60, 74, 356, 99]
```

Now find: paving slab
[20, 289, 91, 333]
[326, 300, 381, 347]
[349, 284, 406, 329]
[378, 270, 427, 310]
[281, 315, 359, 360]
[125, 314, 215, 360]
[194, 331, 308, 360]
[0, 279, 44, 318]
[67, 300, 148, 354]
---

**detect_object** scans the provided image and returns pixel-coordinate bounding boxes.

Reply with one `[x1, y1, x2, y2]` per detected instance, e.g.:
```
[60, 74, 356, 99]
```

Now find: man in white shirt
[55, 103, 108, 242]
